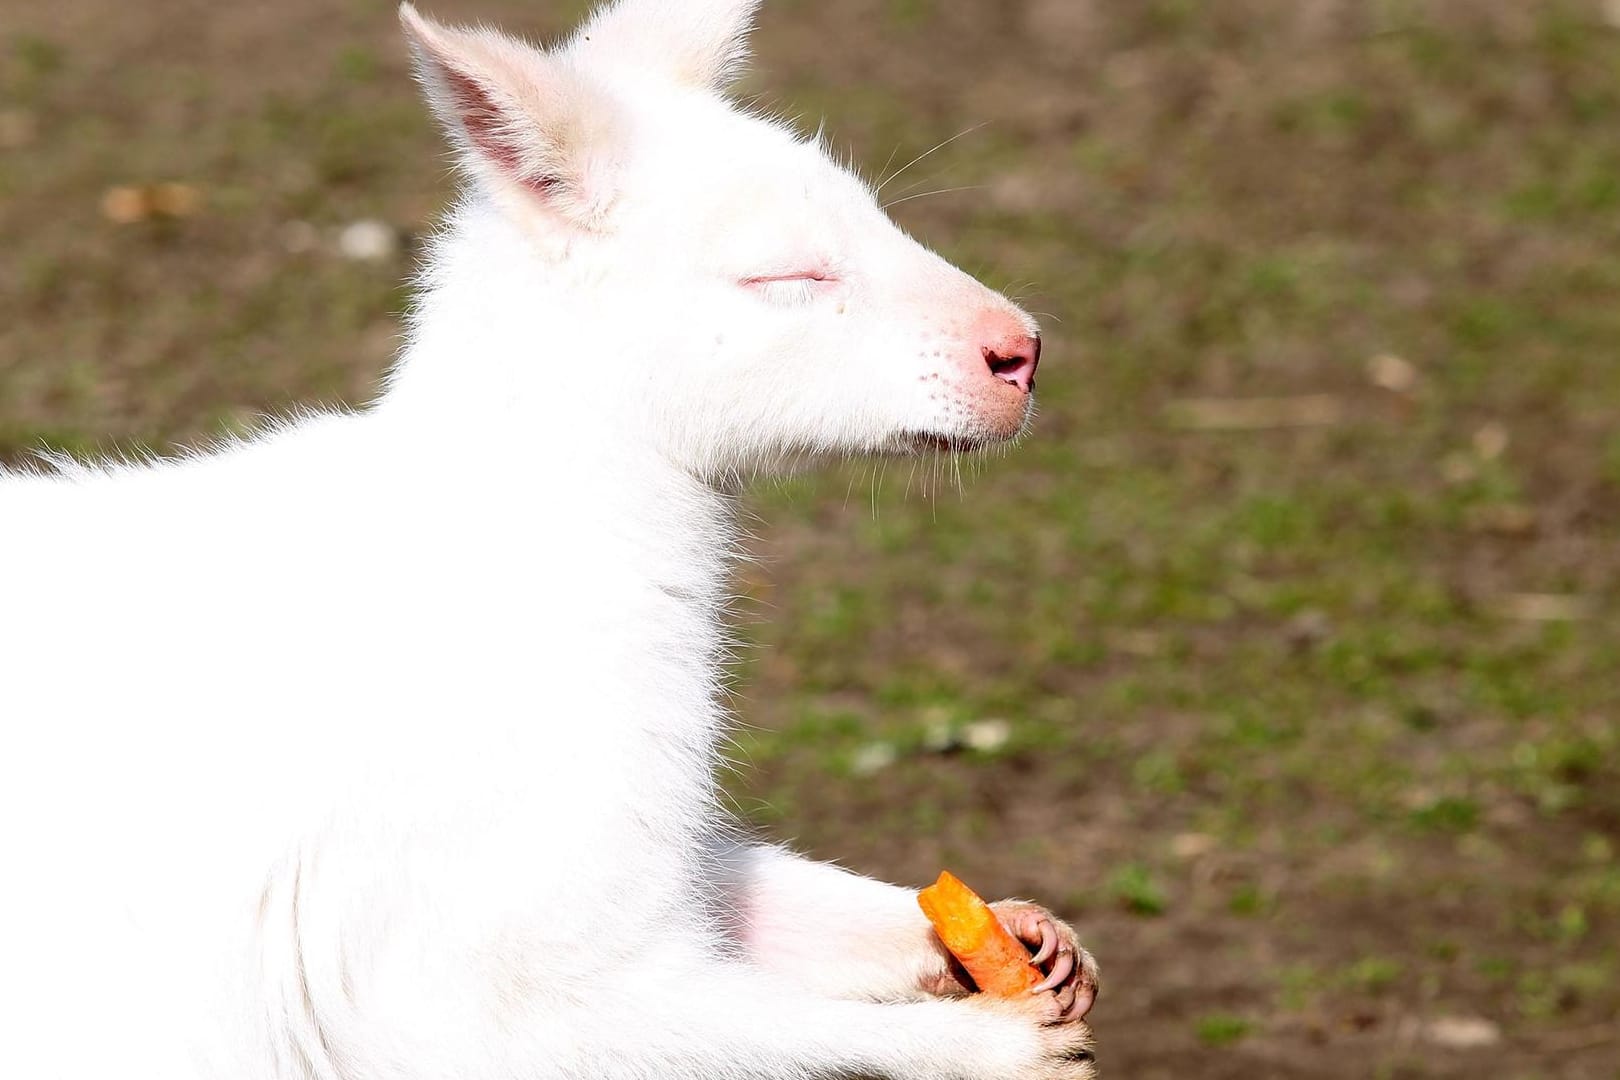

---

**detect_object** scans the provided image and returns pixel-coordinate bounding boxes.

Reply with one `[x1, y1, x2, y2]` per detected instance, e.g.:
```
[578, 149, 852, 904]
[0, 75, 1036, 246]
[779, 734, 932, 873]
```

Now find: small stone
[1605, 0, 1620, 28]
[1170, 833, 1217, 860]
[1473, 422, 1509, 461]
[100, 183, 202, 223]
[961, 719, 1012, 754]
[337, 219, 399, 261]
[1367, 354, 1418, 394]
[1422, 1016, 1501, 1050]
[1493, 593, 1590, 623]
[101, 185, 151, 224]
[850, 742, 898, 776]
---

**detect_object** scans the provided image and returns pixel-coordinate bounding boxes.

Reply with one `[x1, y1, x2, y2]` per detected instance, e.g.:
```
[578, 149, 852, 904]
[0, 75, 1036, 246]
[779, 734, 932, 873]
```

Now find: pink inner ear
[442, 66, 557, 192]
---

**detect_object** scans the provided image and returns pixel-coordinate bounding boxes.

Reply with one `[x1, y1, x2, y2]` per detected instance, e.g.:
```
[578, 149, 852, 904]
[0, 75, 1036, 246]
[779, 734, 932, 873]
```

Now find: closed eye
[743, 272, 829, 285]
[742, 271, 835, 306]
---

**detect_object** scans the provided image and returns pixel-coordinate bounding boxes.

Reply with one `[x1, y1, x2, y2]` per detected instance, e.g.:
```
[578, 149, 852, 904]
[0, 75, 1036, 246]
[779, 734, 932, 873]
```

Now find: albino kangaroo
[0, 2, 1098, 1077]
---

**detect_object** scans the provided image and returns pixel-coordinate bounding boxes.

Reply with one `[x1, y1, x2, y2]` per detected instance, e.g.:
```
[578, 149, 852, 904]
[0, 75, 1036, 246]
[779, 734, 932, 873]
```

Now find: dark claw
[1031, 920, 1057, 966]
[1031, 949, 1075, 994]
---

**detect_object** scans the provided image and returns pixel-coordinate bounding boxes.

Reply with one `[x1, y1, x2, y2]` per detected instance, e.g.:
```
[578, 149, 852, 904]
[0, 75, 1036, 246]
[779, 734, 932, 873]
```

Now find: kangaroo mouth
[897, 431, 994, 455]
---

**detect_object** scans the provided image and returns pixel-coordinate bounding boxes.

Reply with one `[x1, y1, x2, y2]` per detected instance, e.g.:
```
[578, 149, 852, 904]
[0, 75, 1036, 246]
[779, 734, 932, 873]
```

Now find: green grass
[1195, 1014, 1256, 1047]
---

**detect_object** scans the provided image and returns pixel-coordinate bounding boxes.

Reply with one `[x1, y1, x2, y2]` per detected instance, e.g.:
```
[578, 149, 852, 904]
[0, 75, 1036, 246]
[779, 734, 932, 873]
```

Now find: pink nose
[983, 334, 1041, 394]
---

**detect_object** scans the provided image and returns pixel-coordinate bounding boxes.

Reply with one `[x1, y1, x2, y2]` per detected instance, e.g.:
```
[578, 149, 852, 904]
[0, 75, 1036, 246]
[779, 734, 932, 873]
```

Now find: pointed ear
[399, 3, 621, 227]
[570, 0, 763, 92]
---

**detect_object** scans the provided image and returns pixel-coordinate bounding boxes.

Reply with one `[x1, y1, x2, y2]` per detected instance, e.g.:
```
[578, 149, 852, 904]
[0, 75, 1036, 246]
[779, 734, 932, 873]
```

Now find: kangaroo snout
[925, 311, 1043, 445]
[983, 333, 1041, 394]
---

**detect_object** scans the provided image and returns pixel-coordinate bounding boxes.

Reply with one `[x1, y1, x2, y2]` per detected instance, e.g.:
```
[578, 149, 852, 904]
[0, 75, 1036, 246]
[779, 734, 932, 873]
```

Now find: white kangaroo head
[399, 0, 1042, 478]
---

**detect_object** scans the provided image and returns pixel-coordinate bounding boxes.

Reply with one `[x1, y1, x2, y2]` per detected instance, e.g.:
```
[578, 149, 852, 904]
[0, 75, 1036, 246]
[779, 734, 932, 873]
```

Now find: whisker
[880, 166, 951, 205]
[872, 142, 903, 192]
[882, 185, 983, 211]
[935, 447, 945, 506]
[875, 123, 987, 194]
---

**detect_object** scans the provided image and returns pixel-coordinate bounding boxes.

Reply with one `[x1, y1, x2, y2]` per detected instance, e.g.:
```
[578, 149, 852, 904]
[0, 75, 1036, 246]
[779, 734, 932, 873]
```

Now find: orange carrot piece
[917, 870, 1042, 996]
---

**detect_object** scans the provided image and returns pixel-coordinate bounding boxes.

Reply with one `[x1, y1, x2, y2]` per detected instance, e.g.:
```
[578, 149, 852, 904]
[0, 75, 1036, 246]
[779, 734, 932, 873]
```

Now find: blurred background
[3, 0, 1618, 1075]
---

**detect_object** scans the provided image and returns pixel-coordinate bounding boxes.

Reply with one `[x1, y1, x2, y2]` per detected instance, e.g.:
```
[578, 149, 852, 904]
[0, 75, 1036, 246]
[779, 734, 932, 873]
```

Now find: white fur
[0, 2, 1085, 1077]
